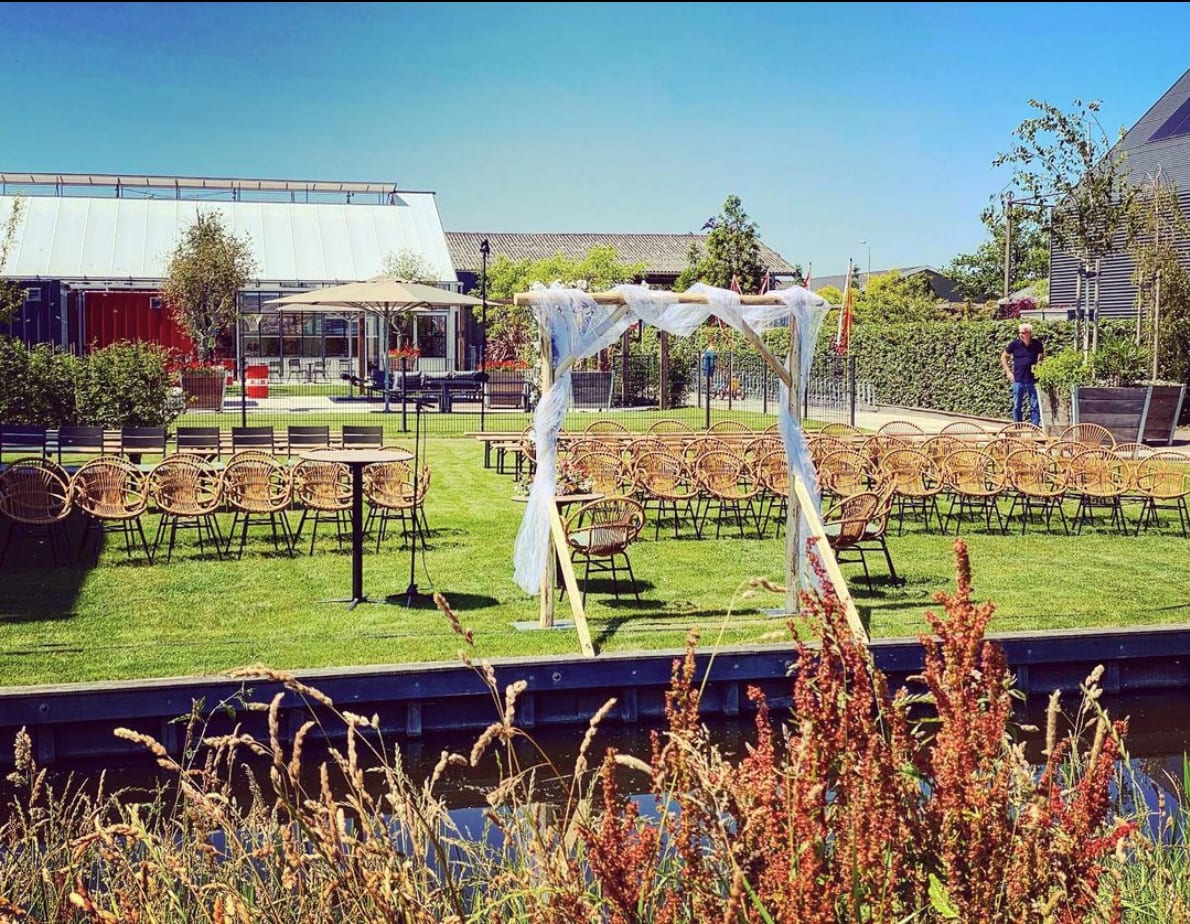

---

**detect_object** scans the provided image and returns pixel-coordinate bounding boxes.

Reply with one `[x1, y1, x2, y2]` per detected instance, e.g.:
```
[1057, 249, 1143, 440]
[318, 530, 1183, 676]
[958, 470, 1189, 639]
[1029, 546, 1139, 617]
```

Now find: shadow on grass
[379, 591, 501, 611]
[0, 514, 96, 624]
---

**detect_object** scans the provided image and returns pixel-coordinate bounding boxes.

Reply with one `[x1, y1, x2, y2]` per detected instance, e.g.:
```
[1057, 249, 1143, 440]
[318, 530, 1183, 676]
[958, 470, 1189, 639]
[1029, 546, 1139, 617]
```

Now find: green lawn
[1, 437, 1187, 686]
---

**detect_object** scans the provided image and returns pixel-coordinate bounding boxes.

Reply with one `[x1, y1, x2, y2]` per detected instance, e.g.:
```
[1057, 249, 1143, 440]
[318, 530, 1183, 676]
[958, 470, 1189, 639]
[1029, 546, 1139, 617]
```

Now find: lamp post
[858, 240, 871, 288]
[479, 238, 490, 431]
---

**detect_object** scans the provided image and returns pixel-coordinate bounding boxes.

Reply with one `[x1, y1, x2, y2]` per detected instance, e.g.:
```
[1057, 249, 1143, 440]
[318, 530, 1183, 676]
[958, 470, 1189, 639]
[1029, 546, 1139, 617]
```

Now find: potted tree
[1037, 337, 1185, 443]
[161, 212, 256, 412]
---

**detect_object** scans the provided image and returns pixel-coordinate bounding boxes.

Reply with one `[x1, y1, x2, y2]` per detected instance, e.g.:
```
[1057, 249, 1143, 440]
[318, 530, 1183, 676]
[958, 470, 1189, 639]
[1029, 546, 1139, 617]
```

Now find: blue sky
[4, 2, 1189, 278]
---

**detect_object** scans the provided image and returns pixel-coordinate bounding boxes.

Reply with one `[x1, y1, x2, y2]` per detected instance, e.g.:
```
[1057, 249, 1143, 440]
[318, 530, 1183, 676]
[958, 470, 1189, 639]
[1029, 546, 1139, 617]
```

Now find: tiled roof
[445, 232, 798, 276]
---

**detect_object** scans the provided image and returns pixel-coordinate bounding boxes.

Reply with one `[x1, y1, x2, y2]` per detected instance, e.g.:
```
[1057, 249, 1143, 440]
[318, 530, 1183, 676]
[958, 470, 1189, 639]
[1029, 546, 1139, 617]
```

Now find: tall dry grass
[0, 541, 1169, 921]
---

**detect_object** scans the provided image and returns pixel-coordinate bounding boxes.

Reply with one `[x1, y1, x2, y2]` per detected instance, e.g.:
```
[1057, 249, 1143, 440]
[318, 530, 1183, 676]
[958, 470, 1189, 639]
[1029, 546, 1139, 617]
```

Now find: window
[416, 313, 448, 358]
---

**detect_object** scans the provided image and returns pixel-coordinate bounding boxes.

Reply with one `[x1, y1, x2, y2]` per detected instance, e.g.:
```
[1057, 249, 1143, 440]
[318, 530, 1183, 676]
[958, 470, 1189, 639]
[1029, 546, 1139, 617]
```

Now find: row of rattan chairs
[0, 451, 429, 566]
[830, 445, 1190, 537]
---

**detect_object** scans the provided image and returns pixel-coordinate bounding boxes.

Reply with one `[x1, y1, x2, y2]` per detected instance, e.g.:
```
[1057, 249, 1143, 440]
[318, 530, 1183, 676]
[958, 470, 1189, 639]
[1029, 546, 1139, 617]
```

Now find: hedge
[0, 339, 183, 429]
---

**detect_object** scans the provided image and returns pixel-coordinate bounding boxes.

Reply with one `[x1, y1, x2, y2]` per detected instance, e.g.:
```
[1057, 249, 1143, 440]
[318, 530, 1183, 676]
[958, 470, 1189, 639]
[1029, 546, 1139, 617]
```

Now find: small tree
[381, 248, 438, 283]
[945, 205, 1049, 301]
[992, 98, 1138, 353]
[479, 245, 646, 364]
[679, 194, 768, 292]
[0, 196, 26, 327]
[1128, 168, 1190, 379]
[161, 211, 256, 364]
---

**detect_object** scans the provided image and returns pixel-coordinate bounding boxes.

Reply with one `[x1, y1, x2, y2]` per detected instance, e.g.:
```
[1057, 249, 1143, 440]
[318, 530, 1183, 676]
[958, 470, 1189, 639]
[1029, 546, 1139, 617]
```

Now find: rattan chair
[938, 421, 991, 441]
[1133, 452, 1190, 537]
[646, 419, 694, 436]
[692, 449, 761, 539]
[879, 447, 943, 534]
[753, 448, 790, 537]
[363, 460, 422, 551]
[818, 422, 863, 441]
[564, 497, 646, 604]
[1060, 423, 1117, 450]
[0, 457, 72, 565]
[822, 491, 882, 592]
[998, 421, 1047, 442]
[707, 420, 753, 437]
[71, 455, 153, 562]
[941, 448, 1006, 534]
[292, 459, 352, 553]
[635, 450, 701, 539]
[222, 453, 294, 558]
[1067, 449, 1127, 533]
[818, 449, 872, 502]
[147, 456, 224, 562]
[1003, 447, 1069, 534]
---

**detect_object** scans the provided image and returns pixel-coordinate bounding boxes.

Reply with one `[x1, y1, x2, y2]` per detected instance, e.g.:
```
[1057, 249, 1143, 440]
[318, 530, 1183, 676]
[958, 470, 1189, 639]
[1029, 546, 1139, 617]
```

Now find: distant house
[444, 232, 801, 294]
[809, 266, 968, 304]
[1049, 67, 1190, 318]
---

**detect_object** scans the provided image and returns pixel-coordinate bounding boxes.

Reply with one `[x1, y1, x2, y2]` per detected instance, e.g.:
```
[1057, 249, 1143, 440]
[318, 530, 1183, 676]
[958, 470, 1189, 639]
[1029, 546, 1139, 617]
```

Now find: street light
[479, 238, 490, 430]
[858, 240, 871, 288]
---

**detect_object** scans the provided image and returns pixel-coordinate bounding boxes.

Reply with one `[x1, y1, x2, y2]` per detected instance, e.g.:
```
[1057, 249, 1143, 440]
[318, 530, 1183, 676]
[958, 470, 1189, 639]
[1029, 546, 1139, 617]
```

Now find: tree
[161, 212, 257, 363]
[1127, 169, 1190, 380]
[854, 270, 945, 322]
[992, 98, 1138, 351]
[945, 206, 1049, 301]
[478, 245, 646, 363]
[0, 196, 25, 327]
[679, 194, 768, 292]
[381, 248, 438, 283]
[815, 284, 844, 305]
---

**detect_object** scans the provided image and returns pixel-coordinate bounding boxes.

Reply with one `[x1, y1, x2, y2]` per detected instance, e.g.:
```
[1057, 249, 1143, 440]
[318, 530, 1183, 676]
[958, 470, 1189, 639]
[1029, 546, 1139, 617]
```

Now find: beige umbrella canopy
[267, 278, 484, 411]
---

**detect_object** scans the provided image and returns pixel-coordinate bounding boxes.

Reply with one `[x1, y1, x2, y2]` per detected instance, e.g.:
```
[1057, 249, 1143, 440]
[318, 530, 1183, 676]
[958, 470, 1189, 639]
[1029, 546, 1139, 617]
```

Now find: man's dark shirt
[1004, 337, 1044, 384]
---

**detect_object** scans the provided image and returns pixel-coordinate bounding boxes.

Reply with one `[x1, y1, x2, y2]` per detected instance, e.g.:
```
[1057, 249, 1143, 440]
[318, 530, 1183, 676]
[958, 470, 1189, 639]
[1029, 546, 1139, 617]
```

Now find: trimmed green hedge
[837, 319, 1134, 418]
[0, 338, 183, 428]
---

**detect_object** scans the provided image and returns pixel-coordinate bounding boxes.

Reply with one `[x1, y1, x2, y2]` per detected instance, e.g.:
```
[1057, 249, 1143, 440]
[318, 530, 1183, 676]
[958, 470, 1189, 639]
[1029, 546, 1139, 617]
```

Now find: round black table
[303, 447, 413, 608]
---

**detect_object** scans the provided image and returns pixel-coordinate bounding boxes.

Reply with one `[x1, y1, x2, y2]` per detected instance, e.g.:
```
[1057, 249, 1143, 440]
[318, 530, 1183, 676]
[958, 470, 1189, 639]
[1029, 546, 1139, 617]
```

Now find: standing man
[1000, 322, 1045, 425]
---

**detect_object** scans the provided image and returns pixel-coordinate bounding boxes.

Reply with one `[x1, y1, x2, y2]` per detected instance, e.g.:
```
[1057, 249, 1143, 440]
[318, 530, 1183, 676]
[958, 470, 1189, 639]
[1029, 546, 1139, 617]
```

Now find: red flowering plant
[573, 540, 1133, 922]
[481, 358, 530, 372]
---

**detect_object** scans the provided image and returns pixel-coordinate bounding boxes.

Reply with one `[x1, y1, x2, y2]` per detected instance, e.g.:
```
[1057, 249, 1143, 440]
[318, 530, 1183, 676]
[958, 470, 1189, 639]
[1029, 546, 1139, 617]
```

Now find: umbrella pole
[382, 312, 391, 414]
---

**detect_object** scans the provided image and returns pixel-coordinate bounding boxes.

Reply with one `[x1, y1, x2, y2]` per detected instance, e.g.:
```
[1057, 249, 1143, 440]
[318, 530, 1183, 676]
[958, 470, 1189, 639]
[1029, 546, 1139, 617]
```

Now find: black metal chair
[287, 425, 331, 458]
[120, 427, 168, 464]
[175, 426, 223, 460]
[0, 425, 48, 461]
[231, 426, 275, 454]
[342, 425, 383, 449]
[56, 426, 106, 466]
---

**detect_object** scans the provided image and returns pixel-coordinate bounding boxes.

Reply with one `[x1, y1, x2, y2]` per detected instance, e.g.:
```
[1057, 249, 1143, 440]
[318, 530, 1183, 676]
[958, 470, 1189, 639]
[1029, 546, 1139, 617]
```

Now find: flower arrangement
[513, 457, 593, 497]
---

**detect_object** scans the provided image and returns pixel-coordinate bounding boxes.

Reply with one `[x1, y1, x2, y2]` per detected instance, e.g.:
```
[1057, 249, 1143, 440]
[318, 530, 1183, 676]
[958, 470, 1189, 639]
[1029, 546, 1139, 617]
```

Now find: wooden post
[539, 323, 556, 629]
[659, 331, 670, 410]
[784, 317, 801, 618]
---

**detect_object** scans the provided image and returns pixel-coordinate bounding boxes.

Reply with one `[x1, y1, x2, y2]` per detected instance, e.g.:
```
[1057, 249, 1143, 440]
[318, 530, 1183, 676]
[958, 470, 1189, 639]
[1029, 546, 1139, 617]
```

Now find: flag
[834, 260, 854, 355]
[758, 271, 771, 295]
[730, 274, 741, 294]
[803, 263, 812, 291]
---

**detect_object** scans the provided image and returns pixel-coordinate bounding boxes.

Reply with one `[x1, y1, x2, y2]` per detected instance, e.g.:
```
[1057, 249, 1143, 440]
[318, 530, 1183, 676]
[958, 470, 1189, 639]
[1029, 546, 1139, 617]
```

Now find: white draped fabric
[512, 283, 830, 596]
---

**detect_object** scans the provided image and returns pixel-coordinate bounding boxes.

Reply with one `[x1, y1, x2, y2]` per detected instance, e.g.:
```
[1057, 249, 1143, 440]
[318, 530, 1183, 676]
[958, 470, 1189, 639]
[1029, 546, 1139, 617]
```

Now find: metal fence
[178, 350, 869, 439]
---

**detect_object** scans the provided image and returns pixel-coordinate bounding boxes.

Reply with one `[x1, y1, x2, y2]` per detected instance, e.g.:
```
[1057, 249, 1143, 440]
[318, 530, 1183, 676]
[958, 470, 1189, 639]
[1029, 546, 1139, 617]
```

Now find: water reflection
[5, 690, 1188, 818]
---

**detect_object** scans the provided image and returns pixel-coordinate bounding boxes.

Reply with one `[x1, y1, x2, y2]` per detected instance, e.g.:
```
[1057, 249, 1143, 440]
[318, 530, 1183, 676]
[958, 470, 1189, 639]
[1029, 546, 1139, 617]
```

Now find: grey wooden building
[1050, 67, 1190, 318]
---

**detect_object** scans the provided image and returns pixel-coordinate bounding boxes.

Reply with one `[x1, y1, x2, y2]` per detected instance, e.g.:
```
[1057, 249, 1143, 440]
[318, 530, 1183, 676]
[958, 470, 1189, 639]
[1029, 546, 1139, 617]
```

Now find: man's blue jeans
[1012, 381, 1041, 425]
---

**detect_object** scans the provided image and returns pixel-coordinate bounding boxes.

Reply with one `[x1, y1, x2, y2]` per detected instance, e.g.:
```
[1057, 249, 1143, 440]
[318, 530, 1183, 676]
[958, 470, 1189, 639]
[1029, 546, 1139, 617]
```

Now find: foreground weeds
[0, 541, 1174, 921]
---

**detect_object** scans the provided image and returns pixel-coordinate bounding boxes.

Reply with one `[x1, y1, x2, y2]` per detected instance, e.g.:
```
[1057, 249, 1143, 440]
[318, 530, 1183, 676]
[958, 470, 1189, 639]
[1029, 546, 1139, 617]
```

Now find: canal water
[5, 689, 1188, 817]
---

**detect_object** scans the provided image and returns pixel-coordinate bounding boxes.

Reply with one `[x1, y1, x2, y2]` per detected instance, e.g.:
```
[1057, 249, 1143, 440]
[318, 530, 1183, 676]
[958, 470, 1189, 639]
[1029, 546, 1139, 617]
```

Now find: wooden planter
[1073, 384, 1187, 445]
[485, 371, 527, 409]
[1039, 388, 1073, 437]
[180, 371, 227, 412]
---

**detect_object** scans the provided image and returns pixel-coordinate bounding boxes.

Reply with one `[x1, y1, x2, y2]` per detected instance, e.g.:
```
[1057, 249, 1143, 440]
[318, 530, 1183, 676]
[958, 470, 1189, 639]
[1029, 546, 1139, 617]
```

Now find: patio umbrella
[268, 278, 484, 412]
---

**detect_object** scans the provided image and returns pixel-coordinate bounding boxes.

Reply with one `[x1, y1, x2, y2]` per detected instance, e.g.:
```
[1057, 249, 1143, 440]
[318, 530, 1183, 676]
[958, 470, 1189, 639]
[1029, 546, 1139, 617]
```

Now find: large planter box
[1072, 384, 1187, 445]
[571, 370, 615, 410]
[485, 371, 527, 409]
[180, 371, 227, 412]
[1039, 387, 1073, 437]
